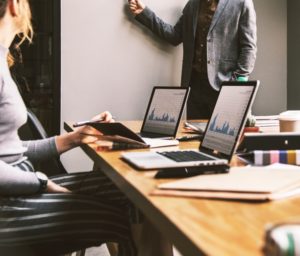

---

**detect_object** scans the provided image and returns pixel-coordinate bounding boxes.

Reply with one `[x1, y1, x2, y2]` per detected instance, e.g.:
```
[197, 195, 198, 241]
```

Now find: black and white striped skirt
[0, 160, 136, 256]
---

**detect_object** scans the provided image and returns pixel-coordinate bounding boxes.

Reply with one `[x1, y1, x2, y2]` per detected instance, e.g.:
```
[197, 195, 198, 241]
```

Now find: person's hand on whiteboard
[128, 0, 145, 15]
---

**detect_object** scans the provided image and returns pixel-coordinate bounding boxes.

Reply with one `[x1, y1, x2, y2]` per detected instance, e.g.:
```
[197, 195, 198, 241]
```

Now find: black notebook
[89, 122, 178, 149]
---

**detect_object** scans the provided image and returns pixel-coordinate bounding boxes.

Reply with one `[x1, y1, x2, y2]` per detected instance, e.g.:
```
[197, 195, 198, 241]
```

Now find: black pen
[73, 116, 116, 127]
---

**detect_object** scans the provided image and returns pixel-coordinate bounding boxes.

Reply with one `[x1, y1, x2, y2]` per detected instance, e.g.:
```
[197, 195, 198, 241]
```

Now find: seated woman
[0, 0, 136, 255]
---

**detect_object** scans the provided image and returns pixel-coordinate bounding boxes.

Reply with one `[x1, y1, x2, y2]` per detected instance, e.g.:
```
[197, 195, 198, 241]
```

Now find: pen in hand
[73, 119, 104, 127]
[73, 116, 116, 127]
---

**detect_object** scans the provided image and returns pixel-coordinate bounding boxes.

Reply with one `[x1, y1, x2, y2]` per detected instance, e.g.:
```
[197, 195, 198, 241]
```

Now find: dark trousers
[187, 70, 219, 119]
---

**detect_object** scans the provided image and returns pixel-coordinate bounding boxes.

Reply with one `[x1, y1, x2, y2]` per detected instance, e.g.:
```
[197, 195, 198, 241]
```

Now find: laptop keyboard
[158, 151, 214, 162]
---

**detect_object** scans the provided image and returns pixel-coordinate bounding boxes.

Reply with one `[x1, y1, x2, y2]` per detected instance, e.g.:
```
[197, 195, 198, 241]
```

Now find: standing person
[0, 0, 136, 255]
[128, 0, 257, 119]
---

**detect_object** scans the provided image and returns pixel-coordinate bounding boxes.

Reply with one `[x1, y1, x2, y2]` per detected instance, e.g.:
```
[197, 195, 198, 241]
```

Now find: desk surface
[65, 121, 300, 256]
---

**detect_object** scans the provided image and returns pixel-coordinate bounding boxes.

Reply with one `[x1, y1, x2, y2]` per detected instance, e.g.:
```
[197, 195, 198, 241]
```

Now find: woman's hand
[128, 0, 145, 15]
[46, 180, 70, 193]
[76, 111, 115, 144]
[55, 111, 115, 154]
[76, 125, 103, 144]
[91, 111, 114, 123]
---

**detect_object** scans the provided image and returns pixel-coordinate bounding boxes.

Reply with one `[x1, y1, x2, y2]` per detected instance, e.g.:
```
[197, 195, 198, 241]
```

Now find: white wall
[61, 0, 186, 171]
[61, 0, 287, 171]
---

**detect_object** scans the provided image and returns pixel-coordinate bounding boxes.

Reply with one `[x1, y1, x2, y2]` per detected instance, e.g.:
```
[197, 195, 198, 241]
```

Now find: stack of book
[239, 150, 300, 166]
[237, 130, 300, 166]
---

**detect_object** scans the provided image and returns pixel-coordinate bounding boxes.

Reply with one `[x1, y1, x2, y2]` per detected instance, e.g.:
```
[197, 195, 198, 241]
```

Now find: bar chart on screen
[143, 89, 186, 133]
[202, 86, 254, 154]
[209, 114, 236, 136]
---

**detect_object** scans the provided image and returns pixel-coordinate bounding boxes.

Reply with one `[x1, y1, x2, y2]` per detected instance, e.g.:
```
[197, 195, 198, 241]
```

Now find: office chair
[18, 109, 86, 256]
[18, 108, 68, 176]
[19, 109, 121, 256]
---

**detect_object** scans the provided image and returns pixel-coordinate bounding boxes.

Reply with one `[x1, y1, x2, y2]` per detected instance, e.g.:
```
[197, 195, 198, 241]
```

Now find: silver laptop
[121, 81, 260, 169]
[139, 86, 190, 139]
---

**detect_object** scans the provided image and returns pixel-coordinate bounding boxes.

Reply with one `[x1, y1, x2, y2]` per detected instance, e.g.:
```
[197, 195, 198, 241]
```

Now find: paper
[142, 138, 179, 148]
[153, 167, 300, 201]
[254, 115, 279, 127]
[266, 163, 300, 169]
[184, 121, 207, 133]
[255, 115, 279, 120]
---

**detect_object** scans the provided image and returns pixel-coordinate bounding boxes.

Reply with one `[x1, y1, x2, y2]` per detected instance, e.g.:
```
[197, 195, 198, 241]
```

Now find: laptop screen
[201, 81, 259, 159]
[141, 87, 190, 136]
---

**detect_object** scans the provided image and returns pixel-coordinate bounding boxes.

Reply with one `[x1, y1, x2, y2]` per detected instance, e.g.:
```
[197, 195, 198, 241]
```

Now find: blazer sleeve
[135, 6, 184, 46]
[234, 0, 257, 77]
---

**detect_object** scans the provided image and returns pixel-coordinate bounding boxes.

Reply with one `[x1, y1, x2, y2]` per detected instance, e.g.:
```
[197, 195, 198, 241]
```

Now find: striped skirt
[0, 164, 136, 256]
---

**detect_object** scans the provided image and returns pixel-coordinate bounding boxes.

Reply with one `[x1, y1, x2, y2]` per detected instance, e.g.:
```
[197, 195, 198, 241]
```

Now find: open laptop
[89, 86, 189, 148]
[139, 86, 190, 139]
[121, 81, 260, 169]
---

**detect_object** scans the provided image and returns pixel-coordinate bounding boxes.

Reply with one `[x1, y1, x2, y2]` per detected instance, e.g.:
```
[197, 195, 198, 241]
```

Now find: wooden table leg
[136, 218, 173, 256]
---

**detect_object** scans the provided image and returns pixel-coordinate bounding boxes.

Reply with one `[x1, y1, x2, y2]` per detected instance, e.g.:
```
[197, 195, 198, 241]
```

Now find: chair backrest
[27, 109, 48, 139]
[19, 109, 68, 176]
[19, 110, 86, 255]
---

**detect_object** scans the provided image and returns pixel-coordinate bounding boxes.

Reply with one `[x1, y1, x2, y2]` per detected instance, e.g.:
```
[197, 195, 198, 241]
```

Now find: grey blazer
[136, 0, 257, 90]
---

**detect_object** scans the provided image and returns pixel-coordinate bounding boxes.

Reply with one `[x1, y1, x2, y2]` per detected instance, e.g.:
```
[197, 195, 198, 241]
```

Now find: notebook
[153, 166, 300, 201]
[139, 86, 190, 139]
[238, 132, 300, 152]
[121, 81, 260, 169]
[89, 122, 180, 149]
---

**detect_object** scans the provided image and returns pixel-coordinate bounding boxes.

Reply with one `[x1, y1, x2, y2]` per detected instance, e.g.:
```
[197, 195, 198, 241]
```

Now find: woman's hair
[0, 1, 8, 18]
[0, 0, 33, 66]
[16, 0, 33, 46]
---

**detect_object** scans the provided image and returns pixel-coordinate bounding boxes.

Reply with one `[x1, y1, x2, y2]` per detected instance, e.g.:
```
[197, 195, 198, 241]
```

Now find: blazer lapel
[208, 0, 229, 34]
[192, 0, 200, 37]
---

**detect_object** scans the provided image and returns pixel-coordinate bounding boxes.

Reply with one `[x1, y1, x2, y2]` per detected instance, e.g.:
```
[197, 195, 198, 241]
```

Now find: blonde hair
[15, 0, 33, 46]
[5, 0, 34, 66]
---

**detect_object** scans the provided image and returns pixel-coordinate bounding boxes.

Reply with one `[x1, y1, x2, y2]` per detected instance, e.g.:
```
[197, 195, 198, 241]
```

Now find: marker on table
[73, 116, 116, 127]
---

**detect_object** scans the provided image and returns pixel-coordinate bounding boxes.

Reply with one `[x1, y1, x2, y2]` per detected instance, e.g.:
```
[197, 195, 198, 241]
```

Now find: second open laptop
[138, 86, 190, 139]
[122, 81, 260, 169]
[89, 86, 190, 149]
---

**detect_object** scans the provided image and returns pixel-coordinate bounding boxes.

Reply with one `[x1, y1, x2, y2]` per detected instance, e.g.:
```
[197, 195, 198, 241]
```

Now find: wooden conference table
[65, 121, 300, 256]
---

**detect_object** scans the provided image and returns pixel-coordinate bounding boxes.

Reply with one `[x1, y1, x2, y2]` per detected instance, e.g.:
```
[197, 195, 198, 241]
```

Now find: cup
[279, 111, 300, 132]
